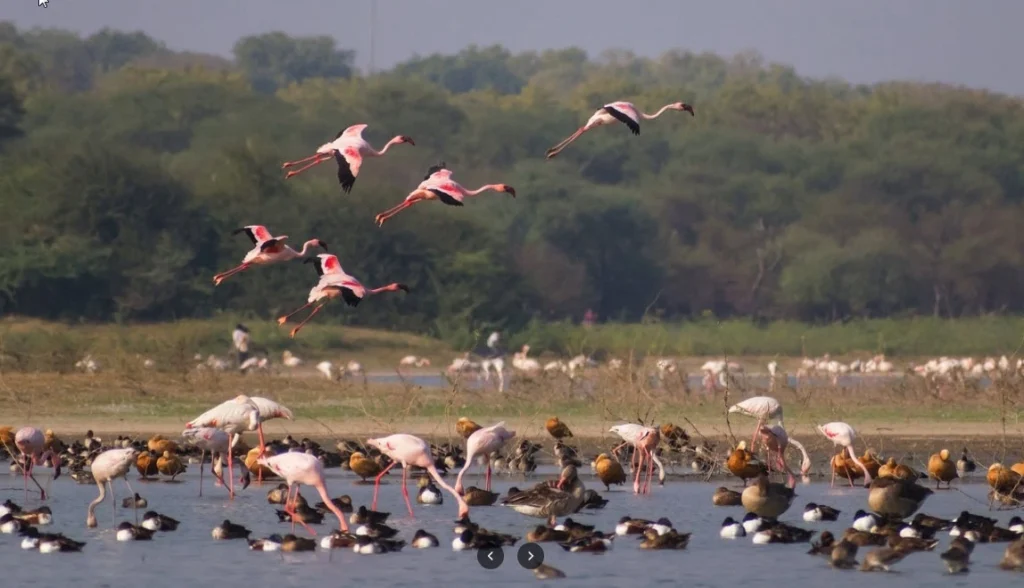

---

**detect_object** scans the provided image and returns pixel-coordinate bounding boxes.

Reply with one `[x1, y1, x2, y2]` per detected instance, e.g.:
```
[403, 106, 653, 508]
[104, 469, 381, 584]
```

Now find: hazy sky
[7, 0, 1024, 95]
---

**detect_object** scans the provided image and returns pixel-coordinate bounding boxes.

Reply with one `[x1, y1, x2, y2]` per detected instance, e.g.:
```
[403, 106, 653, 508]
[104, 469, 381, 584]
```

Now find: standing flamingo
[281, 124, 414, 193]
[758, 424, 811, 481]
[14, 427, 61, 500]
[212, 224, 327, 286]
[277, 254, 409, 338]
[181, 427, 231, 497]
[243, 396, 293, 483]
[185, 395, 263, 498]
[454, 422, 516, 494]
[728, 396, 784, 452]
[256, 452, 349, 535]
[545, 100, 694, 158]
[817, 422, 872, 487]
[609, 424, 664, 495]
[373, 162, 515, 227]
[86, 448, 139, 528]
[365, 434, 469, 519]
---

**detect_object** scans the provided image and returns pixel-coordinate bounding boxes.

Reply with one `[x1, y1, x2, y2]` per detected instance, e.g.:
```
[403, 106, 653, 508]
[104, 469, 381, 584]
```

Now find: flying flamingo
[545, 100, 695, 159]
[454, 422, 516, 494]
[277, 253, 409, 338]
[609, 424, 664, 494]
[728, 396, 784, 452]
[758, 424, 811, 481]
[14, 427, 61, 500]
[212, 224, 327, 286]
[373, 162, 515, 227]
[180, 427, 232, 497]
[281, 123, 415, 193]
[86, 448, 139, 528]
[185, 395, 264, 498]
[256, 452, 349, 535]
[817, 421, 872, 487]
[366, 434, 469, 519]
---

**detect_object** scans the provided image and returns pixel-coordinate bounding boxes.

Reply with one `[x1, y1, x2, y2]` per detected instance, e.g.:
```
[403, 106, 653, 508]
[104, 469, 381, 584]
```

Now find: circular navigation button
[517, 542, 545, 570]
[477, 546, 504, 570]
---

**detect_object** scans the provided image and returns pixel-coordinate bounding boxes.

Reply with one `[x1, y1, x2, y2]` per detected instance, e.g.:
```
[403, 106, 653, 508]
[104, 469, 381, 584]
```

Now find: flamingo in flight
[212, 224, 327, 286]
[374, 162, 515, 227]
[277, 253, 409, 338]
[281, 123, 415, 193]
[545, 100, 694, 159]
[14, 427, 61, 501]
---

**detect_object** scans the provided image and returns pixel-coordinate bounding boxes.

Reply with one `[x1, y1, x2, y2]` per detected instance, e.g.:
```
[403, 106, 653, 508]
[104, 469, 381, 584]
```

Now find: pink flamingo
[242, 396, 293, 483]
[454, 421, 516, 494]
[609, 424, 664, 494]
[257, 452, 349, 535]
[758, 424, 812, 480]
[366, 434, 469, 518]
[14, 427, 61, 500]
[728, 396, 784, 452]
[545, 100, 694, 158]
[281, 123, 414, 193]
[212, 224, 327, 286]
[86, 448, 139, 528]
[817, 421, 872, 488]
[181, 427, 231, 497]
[185, 395, 264, 499]
[277, 253, 409, 338]
[374, 162, 515, 227]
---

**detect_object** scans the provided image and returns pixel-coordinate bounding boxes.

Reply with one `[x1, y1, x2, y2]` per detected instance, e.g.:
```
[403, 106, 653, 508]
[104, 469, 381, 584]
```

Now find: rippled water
[0, 468, 1014, 587]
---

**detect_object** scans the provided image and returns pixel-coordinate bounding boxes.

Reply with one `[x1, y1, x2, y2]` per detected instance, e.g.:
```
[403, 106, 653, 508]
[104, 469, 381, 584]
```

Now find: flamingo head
[396, 135, 415, 146]
[499, 185, 516, 198]
[673, 102, 695, 116]
[310, 239, 329, 252]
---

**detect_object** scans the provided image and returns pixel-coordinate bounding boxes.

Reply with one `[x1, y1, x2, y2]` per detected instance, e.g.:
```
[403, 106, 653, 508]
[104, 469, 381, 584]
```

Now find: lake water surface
[0, 469, 1014, 587]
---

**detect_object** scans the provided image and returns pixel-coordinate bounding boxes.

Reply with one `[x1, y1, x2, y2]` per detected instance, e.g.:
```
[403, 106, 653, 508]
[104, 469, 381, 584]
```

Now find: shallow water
[0, 469, 1015, 588]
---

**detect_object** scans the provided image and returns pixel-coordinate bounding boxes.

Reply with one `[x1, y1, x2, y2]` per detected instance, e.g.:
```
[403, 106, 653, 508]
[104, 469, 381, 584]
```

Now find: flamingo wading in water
[366, 434, 469, 519]
[454, 422, 517, 494]
[185, 395, 264, 498]
[609, 424, 664, 495]
[817, 421, 872, 487]
[374, 162, 515, 227]
[86, 448, 139, 528]
[545, 100, 694, 159]
[758, 424, 811, 480]
[180, 427, 232, 497]
[728, 396, 784, 452]
[277, 253, 409, 338]
[243, 396, 293, 483]
[281, 123, 414, 193]
[257, 452, 349, 535]
[14, 427, 61, 500]
[212, 225, 327, 286]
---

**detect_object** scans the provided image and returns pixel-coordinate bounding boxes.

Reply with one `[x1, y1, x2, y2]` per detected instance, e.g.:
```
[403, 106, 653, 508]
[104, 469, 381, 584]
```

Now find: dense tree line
[1, 23, 1023, 345]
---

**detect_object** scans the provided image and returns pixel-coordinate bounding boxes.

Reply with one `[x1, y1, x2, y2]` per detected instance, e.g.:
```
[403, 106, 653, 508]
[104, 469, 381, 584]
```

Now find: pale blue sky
[6, 0, 1024, 94]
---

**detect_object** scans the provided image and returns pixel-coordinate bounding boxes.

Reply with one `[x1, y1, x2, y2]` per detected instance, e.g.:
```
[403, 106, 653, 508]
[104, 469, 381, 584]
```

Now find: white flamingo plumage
[454, 422, 517, 494]
[281, 123, 415, 193]
[14, 427, 61, 501]
[817, 421, 872, 487]
[277, 253, 409, 338]
[728, 396, 784, 452]
[185, 395, 263, 498]
[257, 452, 349, 535]
[609, 424, 664, 494]
[366, 434, 469, 519]
[181, 427, 232, 497]
[758, 424, 811, 480]
[86, 448, 139, 528]
[212, 224, 327, 286]
[545, 100, 694, 158]
[374, 162, 516, 227]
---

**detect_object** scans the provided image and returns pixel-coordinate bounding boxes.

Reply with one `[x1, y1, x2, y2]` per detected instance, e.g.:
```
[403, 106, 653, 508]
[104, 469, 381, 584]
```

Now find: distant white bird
[545, 100, 694, 158]
[511, 345, 541, 374]
[232, 324, 250, 354]
[239, 356, 268, 374]
[316, 361, 336, 380]
[281, 350, 303, 368]
[399, 355, 431, 368]
[281, 123, 415, 194]
[75, 355, 99, 374]
[447, 353, 478, 374]
[345, 360, 364, 376]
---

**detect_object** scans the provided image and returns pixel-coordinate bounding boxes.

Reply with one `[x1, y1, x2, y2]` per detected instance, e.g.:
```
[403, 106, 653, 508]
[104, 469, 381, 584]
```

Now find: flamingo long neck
[87, 480, 106, 526]
[426, 464, 469, 515]
[294, 241, 319, 257]
[367, 136, 404, 157]
[789, 438, 812, 474]
[464, 184, 503, 197]
[368, 283, 399, 295]
[641, 104, 676, 120]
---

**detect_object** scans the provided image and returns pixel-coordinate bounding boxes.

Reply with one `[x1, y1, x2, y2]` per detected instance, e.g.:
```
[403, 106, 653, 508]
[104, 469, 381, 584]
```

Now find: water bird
[807, 531, 835, 556]
[1008, 516, 1024, 534]
[266, 483, 290, 504]
[560, 532, 614, 553]
[741, 513, 764, 534]
[350, 505, 390, 526]
[728, 396, 783, 450]
[185, 395, 265, 497]
[87, 448, 140, 528]
[314, 495, 353, 514]
[887, 535, 938, 552]
[609, 424, 664, 494]
[742, 472, 796, 519]
[577, 489, 608, 511]
[0, 514, 28, 534]
[180, 426, 232, 497]
[713, 486, 742, 506]
[843, 528, 888, 547]
[545, 417, 574, 439]
[720, 517, 746, 539]
[0, 499, 21, 517]
[355, 522, 399, 539]
[830, 539, 859, 569]
[156, 450, 186, 481]
[116, 521, 154, 541]
[211, 224, 327, 286]
[122, 493, 147, 509]
[928, 448, 958, 488]
[868, 477, 933, 518]
[940, 536, 975, 574]
[374, 163, 515, 227]
[544, 100, 694, 158]
[502, 465, 586, 525]
[281, 123, 414, 193]
[14, 506, 52, 526]
[455, 421, 516, 494]
[257, 451, 350, 535]
[852, 510, 880, 532]
[353, 535, 406, 554]
[248, 534, 283, 551]
[999, 538, 1024, 571]
[136, 451, 158, 479]
[141, 511, 179, 532]
[455, 417, 481, 439]
[593, 453, 626, 491]
[411, 529, 439, 548]
[727, 442, 768, 486]
[212, 519, 251, 540]
[463, 486, 500, 506]
[281, 534, 317, 552]
[366, 433, 468, 518]
[319, 530, 358, 550]
[349, 452, 383, 482]
[416, 477, 443, 505]
[533, 563, 567, 580]
[639, 527, 690, 550]
[956, 448, 976, 477]
[803, 503, 841, 522]
[752, 521, 814, 544]
[615, 516, 653, 536]
[860, 547, 908, 572]
[14, 427, 62, 500]
[817, 422, 872, 487]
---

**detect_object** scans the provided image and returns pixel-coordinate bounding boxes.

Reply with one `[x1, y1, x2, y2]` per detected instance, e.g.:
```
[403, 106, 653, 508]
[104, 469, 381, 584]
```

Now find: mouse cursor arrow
[39, 0, 49, 6]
